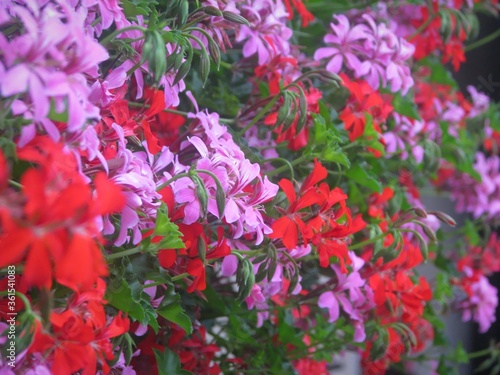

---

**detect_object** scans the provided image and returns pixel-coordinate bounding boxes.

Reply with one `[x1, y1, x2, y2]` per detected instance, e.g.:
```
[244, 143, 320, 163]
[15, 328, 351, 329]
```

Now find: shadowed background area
[456, 13, 500, 375]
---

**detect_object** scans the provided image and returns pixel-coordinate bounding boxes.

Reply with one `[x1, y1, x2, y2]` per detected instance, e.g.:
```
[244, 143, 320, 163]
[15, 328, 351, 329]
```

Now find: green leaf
[420, 57, 458, 88]
[121, 0, 150, 16]
[392, 92, 421, 120]
[454, 342, 469, 364]
[323, 147, 350, 168]
[157, 302, 192, 334]
[346, 164, 382, 192]
[154, 203, 184, 249]
[361, 114, 385, 154]
[464, 219, 480, 247]
[154, 348, 192, 375]
[156, 278, 192, 334]
[106, 278, 145, 322]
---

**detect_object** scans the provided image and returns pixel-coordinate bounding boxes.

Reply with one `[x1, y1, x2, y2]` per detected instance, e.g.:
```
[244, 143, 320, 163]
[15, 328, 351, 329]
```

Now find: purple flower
[447, 152, 500, 220]
[314, 15, 370, 75]
[318, 252, 374, 342]
[235, 0, 292, 65]
[460, 269, 498, 333]
[467, 86, 490, 118]
[383, 114, 424, 162]
[315, 13, 414, 93]
[172, 103, 278, 244]
[0, 1, 108, 144]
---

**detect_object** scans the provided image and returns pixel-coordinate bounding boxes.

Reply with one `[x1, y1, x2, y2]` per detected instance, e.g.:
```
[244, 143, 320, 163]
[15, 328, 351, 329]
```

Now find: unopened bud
[318, 70, 343, 86]
[222, 11, 250, 26]
[429, 211, 456, 227]
[203, 6, 223, 17]
[414, 207, 427, 218]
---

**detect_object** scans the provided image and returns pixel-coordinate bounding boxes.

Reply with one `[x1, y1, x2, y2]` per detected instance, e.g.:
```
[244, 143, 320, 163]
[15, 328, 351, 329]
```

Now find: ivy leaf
[157, 301, 192, 334]
[154, 203, 184, 249]
[154, 348, 192, 375]
[362, 113, 385, 155]
[392, 92, 421, 120]
[156, 277, 193, 334]
[454, 342, 468, 364]
[463, 219, 481, 247]
[346, 164, 382, 192]
[420, 57, 458, 88]
[106, 278, 146, 322]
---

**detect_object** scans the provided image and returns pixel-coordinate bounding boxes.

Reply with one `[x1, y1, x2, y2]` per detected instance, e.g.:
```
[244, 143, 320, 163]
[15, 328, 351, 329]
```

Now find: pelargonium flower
[103, 136, 165, 246]
[0, 138, 125, 291]
[383, 113, 424, 163]
[315, 14, 414, 94]
[0, 1, 108, 143]
[314, 15, 370, 76]
[318, 252, 374, 342]
[173, 102, 279, 245]
[459, 268, 498, 333]
[235, 0, 292, 65]
[467, 85, 490, 118]
[446, 152, 500, 219]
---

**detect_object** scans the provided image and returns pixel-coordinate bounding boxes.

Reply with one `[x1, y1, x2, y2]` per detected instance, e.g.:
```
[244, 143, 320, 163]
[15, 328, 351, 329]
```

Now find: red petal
[158, 250, 177, 268]
[301, 159, 327, 192]
[142, 120, 161, 155]
[94, 173, 126, 215]
[278, 179, 296, 205]
[23, 240, 52, 289]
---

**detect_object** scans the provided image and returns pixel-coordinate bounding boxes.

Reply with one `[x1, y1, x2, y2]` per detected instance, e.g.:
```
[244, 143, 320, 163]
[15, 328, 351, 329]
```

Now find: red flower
[0, 137, 125, 291]
[283, 0, 315, 27]
[30, 294, 129, 375]
[339, 75, 393, 143]
[270, 159, 365, 269]
[293, 358, 329, 375]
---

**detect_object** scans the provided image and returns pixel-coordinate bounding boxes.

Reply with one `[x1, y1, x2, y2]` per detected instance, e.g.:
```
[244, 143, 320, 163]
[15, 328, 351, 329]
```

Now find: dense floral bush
[1, 0, 500, 374]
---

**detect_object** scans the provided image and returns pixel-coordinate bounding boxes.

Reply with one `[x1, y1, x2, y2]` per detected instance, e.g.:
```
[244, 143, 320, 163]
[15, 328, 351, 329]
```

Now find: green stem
[100, 25, 148, 46]
[171, 272, 189, 282]
[349, 232, 389, 251]
[126, 60, 143, 76]
[238, 95, 280, 136]
[91, 17, 102, 27]
[142, 281, 165, 289]
[468, 348, 492, 359]
[266, 154, 309, 178]
[8, 180, 22, 189]
[263, 158, 295, 180]
[182, 14, 208, 30]
[156, 172, 190, 192]
[465, 28, 500, 52]
[0, 291, 33, 315]
[232, 249, 262, 257]
[107, 246, 142, 260]
[219, 60, 233, 70]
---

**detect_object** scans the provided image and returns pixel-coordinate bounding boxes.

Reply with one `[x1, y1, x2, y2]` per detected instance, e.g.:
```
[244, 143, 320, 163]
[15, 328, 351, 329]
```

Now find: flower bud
[203, 6, 223, 17]
[428, 211, 456, 227]
[222, 11, 250, 26]
[414, 207, 427, 218]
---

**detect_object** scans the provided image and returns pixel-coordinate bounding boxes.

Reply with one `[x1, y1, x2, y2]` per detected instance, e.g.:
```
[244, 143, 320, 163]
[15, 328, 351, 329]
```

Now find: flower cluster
[314, 14, 415, 94]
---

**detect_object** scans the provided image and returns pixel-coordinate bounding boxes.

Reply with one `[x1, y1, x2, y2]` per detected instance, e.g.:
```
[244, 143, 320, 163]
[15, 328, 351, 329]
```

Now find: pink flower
[314, 15, 369, 75]
[318, 252, 374, 342]
[235, 0, 292, 65]
[459, 270, 498, 333]
[315, 14, 414, 93]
